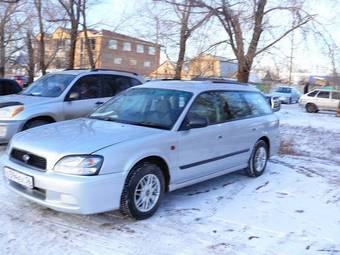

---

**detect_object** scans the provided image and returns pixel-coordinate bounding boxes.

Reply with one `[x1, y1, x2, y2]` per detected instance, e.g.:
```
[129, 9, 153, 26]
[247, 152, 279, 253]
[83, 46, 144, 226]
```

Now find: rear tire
[120, 162, 165, 220]
[246, 140, 268, 177]
[23, 119, 52, 130]
[306, 103, 318, 113]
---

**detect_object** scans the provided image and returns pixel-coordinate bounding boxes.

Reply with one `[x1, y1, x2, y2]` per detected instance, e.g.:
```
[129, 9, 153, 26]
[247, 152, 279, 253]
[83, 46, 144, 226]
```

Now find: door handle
[95, 101, 104, 105]
[218, 135, 223, 139]
[252, 127, 257, 131]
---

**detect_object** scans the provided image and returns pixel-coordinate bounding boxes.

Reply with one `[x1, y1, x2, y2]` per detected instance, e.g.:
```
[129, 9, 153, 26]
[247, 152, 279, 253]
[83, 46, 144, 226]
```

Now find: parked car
[271, 86, 300, 104]
[0, 78, 22, 96]
[299, 89, 340, 113]
[3, 80, 280, 220]
[0, 69, 144, 143]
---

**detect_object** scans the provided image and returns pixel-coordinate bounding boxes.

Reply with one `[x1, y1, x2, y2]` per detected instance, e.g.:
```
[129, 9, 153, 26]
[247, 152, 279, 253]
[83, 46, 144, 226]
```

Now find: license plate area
[4, 167, 34, 189]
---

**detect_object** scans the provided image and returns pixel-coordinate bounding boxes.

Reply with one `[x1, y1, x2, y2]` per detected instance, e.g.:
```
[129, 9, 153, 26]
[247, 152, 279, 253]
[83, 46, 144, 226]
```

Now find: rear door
[330, 91, 340, 110]
[315, 90, 331, 110]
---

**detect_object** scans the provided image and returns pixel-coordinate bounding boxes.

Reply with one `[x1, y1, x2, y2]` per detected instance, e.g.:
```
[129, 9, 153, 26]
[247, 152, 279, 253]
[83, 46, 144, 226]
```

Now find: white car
[3, 81, 280, 220]
[299, 89, 340, 113]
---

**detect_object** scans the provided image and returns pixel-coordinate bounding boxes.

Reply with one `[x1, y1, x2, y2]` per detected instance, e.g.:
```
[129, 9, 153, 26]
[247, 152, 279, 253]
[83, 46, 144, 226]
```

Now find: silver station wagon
[3, 81, 280, 220]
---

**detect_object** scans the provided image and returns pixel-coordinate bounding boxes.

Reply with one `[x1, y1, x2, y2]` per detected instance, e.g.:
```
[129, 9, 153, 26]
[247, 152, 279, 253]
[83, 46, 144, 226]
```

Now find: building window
[89, 38, 96, 50]
[130, 59, 137, 65]
[148, 46, 155, 55]
[144, 61, 151, 67]
[114, 58, 122, 64]
[107, 39, 117, 50]
[136, 44, 144, 53]
[123, 42, 131, 51]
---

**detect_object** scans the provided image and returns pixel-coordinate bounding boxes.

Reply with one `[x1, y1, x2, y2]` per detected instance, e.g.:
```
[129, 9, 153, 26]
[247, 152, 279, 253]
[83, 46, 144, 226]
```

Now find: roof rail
[211, 80, 248, 85]
[63, 68, 139, 76]
[90, 68, 139, 76]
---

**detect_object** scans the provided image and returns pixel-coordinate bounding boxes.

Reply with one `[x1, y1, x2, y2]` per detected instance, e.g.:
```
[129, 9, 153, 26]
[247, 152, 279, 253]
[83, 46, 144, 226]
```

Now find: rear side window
[220, 91, 252, 120]
[317, 91, 330, 99]
[101, 75, 142, 97]
[188, 92, 220, 125]
[241, 92, 272, 116]
[70, 75, 101, 99]
[332, 91, 340, 100]
[307, 90, 318, 97]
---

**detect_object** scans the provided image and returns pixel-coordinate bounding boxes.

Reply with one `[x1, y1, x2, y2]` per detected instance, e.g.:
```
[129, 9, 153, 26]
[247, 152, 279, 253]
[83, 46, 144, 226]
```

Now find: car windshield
[275, 87, 292, 93]
[90, 88, 193, 130]
[21, 74, 76, 97]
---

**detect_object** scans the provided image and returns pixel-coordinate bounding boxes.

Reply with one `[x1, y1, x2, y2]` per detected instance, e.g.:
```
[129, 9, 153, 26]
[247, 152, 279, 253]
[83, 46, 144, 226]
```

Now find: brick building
[41, 27, 161, 76]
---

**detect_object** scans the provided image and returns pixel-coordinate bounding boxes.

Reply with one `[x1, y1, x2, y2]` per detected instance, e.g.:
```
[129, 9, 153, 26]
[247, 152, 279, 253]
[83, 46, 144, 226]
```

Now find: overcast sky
[87, 0, 340, 75]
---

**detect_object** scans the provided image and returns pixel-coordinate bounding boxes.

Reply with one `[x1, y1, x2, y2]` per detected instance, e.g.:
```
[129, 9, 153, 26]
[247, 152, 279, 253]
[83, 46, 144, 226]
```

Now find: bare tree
[193, 0, 314, 82]
[0, 2, 24, 77]
[26, 30, 35, 83]
[55, 0, 82, 69]
[34, 0, 47, 75]
[81, 0, 95, 68]
[158, 0, 212, 79]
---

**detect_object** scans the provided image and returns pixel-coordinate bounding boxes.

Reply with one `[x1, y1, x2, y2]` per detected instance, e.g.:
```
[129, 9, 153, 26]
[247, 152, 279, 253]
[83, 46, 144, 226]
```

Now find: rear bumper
[2, 155, 125, 214]
[0, 120, 24, 144]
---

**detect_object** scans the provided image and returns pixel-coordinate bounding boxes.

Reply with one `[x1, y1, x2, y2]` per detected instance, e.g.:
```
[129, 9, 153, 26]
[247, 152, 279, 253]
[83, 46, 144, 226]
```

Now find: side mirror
[183, 115, 208, 130]
[67, 92, 80, 101]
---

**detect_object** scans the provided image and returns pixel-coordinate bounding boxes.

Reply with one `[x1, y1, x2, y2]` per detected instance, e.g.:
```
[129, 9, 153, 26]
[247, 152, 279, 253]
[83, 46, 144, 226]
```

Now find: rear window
[332, 91, 340, 100]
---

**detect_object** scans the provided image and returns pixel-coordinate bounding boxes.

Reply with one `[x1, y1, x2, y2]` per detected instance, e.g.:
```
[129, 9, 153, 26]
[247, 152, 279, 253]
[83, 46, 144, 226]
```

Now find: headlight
[54, 155, 103, 175]
[0, 105, 24, 118]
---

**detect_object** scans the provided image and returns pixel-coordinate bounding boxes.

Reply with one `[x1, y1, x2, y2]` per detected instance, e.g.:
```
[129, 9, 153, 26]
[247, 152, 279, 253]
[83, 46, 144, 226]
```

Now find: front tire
[246, 140, 268, 177]
[306, 103, 318, 113]
[120, 162, 165, 220]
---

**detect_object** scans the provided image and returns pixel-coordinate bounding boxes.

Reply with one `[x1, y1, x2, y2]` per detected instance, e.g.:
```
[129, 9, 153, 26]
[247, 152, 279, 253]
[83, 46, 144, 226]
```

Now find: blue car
[271, 86, 301, 104]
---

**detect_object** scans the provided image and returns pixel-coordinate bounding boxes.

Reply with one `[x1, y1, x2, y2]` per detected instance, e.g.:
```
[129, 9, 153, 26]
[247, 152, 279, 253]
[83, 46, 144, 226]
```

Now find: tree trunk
[0, 25, 5, 77]
[26, 31, 35, 84]
[35, 0, 46, 75]
[174, 35, 187, 79]
[68, 24, 77, 69]
[237, 64, 250, 83]
[82, 0, 95, 69]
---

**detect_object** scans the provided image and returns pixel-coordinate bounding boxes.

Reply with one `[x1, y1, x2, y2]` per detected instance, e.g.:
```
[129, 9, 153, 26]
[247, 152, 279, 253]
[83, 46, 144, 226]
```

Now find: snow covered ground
[0, 104, 339, 255]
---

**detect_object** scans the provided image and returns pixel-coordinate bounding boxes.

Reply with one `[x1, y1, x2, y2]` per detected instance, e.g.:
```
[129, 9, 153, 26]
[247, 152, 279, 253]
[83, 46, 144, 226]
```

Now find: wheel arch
[22, 115, 56, 130]
[128, 155, 171, 192]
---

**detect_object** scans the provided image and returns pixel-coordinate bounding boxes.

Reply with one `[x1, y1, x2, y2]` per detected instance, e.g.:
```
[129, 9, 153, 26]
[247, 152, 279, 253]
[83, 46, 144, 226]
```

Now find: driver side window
[68, 75, 101, 100]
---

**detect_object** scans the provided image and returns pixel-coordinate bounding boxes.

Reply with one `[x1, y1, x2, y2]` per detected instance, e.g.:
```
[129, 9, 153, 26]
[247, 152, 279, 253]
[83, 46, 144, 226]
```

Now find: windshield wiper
[88, 116, 117, 122]
[131, 121, 170, 130]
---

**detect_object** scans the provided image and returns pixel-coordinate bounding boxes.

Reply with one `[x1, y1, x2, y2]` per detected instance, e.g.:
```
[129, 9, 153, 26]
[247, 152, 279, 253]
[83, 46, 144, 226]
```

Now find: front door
[177, 92, 225, 183]
[315, 90, 331, 111]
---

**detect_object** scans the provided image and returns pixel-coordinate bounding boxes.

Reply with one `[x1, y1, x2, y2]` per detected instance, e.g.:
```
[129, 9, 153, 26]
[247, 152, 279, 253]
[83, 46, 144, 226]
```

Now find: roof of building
[139, 80, 258, 94]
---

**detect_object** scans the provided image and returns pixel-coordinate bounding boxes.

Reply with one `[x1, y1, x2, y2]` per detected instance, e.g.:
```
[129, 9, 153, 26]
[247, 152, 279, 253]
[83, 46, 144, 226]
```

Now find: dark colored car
[0, 78, 22, 95]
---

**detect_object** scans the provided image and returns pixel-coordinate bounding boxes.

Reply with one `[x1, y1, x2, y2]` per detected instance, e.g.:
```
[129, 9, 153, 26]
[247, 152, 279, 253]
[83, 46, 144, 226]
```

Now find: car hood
[11, 118, 164, 166]
[0, 94, 56, 107]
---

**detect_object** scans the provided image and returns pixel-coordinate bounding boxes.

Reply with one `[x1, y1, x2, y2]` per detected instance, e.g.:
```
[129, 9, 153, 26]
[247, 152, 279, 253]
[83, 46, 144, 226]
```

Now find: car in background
[3, 80, 280, 220]
[0, 69, 144, 143]
[0, 78, 22, 96]
[299, 89, 340, 113]
[12, 75, 29, 88]
[271, 86, 301, 104]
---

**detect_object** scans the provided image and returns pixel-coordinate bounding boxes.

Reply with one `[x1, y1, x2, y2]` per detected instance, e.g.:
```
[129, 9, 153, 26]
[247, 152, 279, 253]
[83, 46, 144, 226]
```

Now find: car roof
[52, 69, 144, 80]
[138, 80, 259, 94]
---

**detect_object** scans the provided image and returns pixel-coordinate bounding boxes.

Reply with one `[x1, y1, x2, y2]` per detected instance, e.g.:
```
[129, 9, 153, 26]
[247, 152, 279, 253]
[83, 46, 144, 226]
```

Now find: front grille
[10, 148, 47, 170]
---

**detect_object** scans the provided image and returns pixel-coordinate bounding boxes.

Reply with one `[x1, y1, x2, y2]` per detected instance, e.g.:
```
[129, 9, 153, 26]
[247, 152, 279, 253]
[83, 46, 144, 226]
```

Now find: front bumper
[2, 155, 125, 214]
[0, 120, 25, 144]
